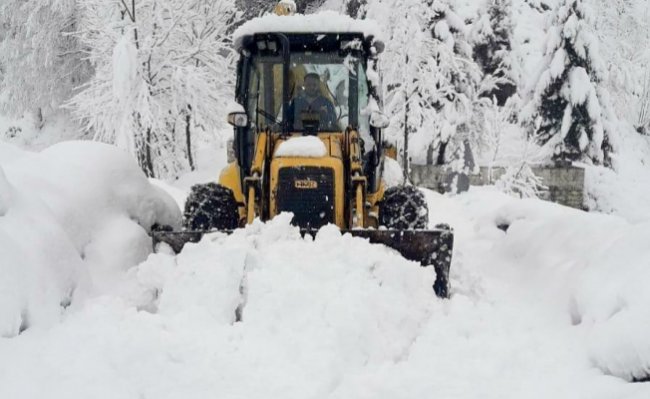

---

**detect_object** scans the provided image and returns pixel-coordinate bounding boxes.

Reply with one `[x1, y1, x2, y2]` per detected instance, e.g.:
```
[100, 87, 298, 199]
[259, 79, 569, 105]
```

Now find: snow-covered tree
[422, 1, 481, 168]
[379, 4, 435, 178]
[592, 0, 650, 134]
[476, 96, 547, 199]
[522, 0, 616, 167]
[496, 161, 547, 199]
[296, 0, 328, 13]
[369, 0, 480, 172]
[0, 0, 91, 126]
[470, 0, 518, 106]
[69, 0, 239, 178]
[236, 0, 273, 19]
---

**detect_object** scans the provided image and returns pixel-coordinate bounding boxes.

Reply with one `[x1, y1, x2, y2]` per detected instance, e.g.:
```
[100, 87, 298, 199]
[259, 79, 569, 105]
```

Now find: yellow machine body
[218, 130, 384, 230]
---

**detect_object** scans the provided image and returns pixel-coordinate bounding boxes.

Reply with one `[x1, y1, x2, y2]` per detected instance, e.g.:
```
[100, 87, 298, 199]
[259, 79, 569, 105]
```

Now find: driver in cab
[288, 73, 337, 131]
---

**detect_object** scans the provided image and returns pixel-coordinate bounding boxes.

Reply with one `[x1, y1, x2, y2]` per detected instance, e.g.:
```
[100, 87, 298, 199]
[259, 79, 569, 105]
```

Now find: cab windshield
[246, 51, 370, 135]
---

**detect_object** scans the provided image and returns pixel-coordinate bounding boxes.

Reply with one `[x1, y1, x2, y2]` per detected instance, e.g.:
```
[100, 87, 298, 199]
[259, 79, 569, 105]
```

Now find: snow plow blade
[152, 227, 454, 298]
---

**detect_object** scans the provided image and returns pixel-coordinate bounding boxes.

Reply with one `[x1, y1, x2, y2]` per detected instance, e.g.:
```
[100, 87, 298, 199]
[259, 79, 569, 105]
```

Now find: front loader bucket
[152, 226, 454, 298]
[347, 228, 453, 298]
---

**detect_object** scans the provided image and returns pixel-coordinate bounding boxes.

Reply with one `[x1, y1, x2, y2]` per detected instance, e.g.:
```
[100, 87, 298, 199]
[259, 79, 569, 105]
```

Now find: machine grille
[276, 167, 335, 229]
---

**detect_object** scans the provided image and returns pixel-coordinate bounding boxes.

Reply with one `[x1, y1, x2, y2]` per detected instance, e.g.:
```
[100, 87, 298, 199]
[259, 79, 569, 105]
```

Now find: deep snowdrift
[1, 171, 649, 397]
[585, 127, 650, 223]
[0, 213, 440, 399]
[459, 189, 650, 384]
[1, 136, 650, 397]
[0, 141, 181, 337]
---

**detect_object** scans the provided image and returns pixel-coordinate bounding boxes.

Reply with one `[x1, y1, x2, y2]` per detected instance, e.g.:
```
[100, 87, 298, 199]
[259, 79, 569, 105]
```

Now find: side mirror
[227, 112, 248, 128]
[370, 111, 390, 129]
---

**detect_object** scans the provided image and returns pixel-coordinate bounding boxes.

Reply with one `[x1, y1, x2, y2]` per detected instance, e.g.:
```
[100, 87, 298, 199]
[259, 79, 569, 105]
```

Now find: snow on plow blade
[152, 227, 454, 298]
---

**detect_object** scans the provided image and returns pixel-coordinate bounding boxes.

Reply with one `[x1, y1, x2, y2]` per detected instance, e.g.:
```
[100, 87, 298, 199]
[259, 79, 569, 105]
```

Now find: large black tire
[379, 185, 429, 230]
[183, 183, 239, 231]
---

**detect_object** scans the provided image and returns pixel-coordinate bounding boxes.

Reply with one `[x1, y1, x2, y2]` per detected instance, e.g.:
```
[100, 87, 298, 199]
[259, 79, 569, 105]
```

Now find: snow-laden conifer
[522, 0, 616, 166]
[470, 0, 518, 106]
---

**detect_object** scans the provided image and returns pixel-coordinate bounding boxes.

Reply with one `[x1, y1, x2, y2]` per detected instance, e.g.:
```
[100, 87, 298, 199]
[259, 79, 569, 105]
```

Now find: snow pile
[275, 135, 327, 157]
[484, 193, 650, 382]
[0, 141, 181, 337]
[4, 141, 182, 252]
[584, 129, 650, 223]
[0, 153, 84, 338]
[573, 223, 650, 382]
[1, 182, 650, 396]
[0, 214, 437, 398]
[0, 141, 31, 166]
[234, 10, 383, 49]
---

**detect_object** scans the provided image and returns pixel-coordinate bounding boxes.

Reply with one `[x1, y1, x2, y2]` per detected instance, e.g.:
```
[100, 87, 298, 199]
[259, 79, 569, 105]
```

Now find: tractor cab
[231, 30, 387, 175]
[235, 32, 379, 137]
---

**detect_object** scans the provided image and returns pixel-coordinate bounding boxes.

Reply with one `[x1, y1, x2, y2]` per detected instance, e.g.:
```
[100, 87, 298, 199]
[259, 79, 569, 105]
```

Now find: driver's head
[304, 73, 321, 98]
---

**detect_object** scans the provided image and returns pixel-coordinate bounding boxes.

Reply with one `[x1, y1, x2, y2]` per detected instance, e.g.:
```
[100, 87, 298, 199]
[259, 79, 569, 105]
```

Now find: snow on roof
[233, 11, 384, 50]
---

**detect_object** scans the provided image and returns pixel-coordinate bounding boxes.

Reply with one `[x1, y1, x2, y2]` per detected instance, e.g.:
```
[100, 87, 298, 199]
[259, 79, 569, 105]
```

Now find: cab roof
[233, 11, 383, 51]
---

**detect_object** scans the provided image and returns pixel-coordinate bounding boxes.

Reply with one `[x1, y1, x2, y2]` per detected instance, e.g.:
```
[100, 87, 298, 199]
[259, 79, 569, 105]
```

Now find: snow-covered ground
[1, 137, 650, 398]
[584, 128, 650, 223]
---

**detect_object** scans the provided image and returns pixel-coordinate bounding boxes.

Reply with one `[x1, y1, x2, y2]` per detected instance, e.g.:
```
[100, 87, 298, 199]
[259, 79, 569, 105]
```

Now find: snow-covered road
[1, 142, 649, 398]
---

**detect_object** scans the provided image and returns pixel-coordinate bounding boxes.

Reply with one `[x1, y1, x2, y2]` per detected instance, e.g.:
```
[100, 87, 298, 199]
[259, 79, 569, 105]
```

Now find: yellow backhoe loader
[153, 3, 454, 298]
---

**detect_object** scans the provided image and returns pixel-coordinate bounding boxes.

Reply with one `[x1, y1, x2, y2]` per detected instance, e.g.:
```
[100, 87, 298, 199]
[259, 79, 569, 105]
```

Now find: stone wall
[410, 164, 586, 210]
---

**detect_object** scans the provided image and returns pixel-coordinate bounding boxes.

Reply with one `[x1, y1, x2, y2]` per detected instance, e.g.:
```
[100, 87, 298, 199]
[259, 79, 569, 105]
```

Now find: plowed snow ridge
[1, 143, 650, 398]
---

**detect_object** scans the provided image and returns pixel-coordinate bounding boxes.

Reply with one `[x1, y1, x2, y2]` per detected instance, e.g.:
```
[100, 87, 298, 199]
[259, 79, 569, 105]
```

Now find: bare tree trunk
[121, 1, 154, 177]
[402, 100, 410, 185]
[34, 108, 44, 130]
[132, 111, 155, 178]
[402, 53, 411, 185]
[120, 0, 140, 48]
[436, 142, 447, 166]
[426, 143, 435, 165]
[144, 128, 154, 177]
[637, 68, 650, 134]
[134, 130, 153, 178]
[185, 107, 195, 171]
